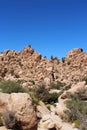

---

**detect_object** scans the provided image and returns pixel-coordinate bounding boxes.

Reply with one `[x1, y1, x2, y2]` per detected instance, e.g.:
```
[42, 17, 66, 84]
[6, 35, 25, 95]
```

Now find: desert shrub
[47, 93, 58, 104]
[34, 84, 50, 103]
[29, 92, 39, 105]
[33, 84, 59, 104]
[3, 110, 17, 129]
[73, 119, 81, 129]
[61, 57, 65, 63]
[64, 91, 87, 130]
[29, 84, 58, 104]
[0, 113, 3, 126]
[0, 80, 26, 93]
[51, 56, 53, 59]
[50, 83, 60, 90]
[46, 104, 51, 110]
[28, 44, 31, 48]
[62, 85, 71, 91]
[29, 80, 35, 85]
[67, 88, 87, 100]
[50, 81, 65, 90]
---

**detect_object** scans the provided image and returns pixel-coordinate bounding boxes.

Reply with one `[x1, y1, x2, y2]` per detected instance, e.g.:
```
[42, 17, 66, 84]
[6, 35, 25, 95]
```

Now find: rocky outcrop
[0, 46, 87, 130]
[37, 101, 79, 130]
[0, 46, 87, 87]
[66, 48, 83, 59]
[60, 81, 86, 99]
[0, 93, 37, 130]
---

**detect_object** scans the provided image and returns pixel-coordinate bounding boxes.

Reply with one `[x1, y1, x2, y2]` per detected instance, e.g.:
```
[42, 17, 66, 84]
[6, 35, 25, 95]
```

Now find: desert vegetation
[29, 84, 60, 105]
[63, 89, 87, 130]
[0, 80, 26, 93]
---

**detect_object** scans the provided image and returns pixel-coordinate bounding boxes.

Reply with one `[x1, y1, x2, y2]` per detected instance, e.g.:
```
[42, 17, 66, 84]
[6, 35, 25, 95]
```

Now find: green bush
[0, 80, 26, 93]
[73, 119, 81, 129]
[64, 91, 87, 130]
[50, 81, 65, 90]
[33, 84, 59, 104]
[46, 104, 51, 110]
[29, 92, 39, 105]
[34, 84, 50, 103]
[47, 92, 58, 104]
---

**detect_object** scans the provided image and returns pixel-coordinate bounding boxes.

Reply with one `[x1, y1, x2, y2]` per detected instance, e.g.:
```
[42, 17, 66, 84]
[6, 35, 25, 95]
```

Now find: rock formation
[0, 93, 37, 130]
[0, 46, 87, 130]
[0, 46, 87, 88]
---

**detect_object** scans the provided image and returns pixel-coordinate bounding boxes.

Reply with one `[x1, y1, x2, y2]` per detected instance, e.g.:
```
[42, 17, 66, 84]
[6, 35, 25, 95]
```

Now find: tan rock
[0, 93, 37, 130]
[44, 77, 51, 85]
[60, 81, 86, 100]
[66, 48, 83, 59]
[61, 122, 79, 130]
[0, 126, 9, 130]
[1, 46, 87, 90]
[37, 101, 62, 130]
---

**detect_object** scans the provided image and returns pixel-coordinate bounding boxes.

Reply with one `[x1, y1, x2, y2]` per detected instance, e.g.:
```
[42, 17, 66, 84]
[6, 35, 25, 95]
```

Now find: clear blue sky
[0, 0, 87, 59]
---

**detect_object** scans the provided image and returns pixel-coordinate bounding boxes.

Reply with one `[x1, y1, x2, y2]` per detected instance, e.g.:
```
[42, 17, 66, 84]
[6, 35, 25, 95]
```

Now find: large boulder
[0, 93, 37, 130]
[0, 126, 9, 130]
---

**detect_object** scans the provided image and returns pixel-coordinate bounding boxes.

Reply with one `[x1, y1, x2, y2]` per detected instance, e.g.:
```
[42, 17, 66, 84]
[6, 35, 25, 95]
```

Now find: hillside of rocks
[0, 46, 87, 130]
[0, 46, 87, 87]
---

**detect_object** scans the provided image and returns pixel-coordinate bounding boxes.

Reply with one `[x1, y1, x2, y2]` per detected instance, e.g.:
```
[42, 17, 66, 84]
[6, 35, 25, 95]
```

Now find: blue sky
[0, 0, 87, 59]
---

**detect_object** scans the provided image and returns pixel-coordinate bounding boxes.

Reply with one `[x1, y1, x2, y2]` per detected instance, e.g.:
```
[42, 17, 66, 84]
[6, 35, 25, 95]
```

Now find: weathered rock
[0, 126, 9, 130]
[37, 101, 79, 130]
[0, 47, 87, 86]
[60, 81, 86, 99]
[44, 77, 51, 85]
[22, 46, 34, 55]
[66, 48, 83, 59]
[37, 101, 62, 130]
[0, 93, 37, 130]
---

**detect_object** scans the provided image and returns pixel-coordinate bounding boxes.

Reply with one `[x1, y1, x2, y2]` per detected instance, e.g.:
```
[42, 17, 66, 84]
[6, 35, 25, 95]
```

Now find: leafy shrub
[0, 80, 26, 93]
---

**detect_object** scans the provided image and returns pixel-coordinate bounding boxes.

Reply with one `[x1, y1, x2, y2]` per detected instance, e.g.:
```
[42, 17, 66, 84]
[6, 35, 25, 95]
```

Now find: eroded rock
[0, 93, 37, 130]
